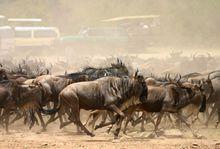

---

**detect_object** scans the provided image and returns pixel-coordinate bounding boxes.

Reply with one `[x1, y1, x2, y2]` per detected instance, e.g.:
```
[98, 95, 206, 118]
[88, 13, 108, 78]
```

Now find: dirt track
[1, 118, 220, 149]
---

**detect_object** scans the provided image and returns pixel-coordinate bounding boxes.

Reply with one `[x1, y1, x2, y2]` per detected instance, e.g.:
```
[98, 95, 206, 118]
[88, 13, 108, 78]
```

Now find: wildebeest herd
[0, 57, 220, 140]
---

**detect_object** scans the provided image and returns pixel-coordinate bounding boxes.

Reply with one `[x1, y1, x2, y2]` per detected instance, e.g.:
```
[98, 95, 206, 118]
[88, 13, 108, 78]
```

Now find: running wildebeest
[58, 70, 148, 138]
[99, 75, 207, 138]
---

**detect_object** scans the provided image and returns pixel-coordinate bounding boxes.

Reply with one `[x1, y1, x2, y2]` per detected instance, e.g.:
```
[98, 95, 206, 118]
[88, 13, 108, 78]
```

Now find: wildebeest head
[181, 82, 206, 112]
[132, 69, 148, 103]
[0, 69, 8, 81]
[13, 83, 44, 108]
[198, 74, 214, 100]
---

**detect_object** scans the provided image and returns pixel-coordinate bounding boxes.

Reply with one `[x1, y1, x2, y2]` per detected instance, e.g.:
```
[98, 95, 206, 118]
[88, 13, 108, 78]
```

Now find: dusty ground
[0, 116, 220, 149]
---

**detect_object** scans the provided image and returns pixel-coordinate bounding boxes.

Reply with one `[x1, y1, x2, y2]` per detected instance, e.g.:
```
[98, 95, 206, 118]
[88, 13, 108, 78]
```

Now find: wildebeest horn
[117, 58, 119, 64]
[18, 64, 22, 73]
[173, 74, 178, 81]
[207, 73, 211, 80]
[135, 69, 139, 77]
[46, 69, 49, 75]
[168, 74, 173, 82]
[176, 74, 181, 83]
[165, 73, 168, 81]
[120, 59, 122, 65]
[211, 75, 220, 80]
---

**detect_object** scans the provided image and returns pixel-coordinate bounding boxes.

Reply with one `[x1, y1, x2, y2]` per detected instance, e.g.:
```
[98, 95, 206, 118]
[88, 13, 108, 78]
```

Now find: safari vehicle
[14, 26, 60, 48]
[0, 26, 15, 51]
[60, 15, 160, 55]
[60, 27, 129, 55]
[0, 15, 7, 26]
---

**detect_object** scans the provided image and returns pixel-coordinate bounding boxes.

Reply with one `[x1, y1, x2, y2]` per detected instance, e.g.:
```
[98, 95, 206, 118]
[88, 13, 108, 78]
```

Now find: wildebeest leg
[176, 112, 201, 138]
[58, 108, 66, 129]
[153, 112, 164, 136]
[107, 105, 124, 117]
[166, 113, 176, 128]
[123, 108, 135, 134]
[84, 111, 95, 126]
[60, 121, 73, 129]
[90, 112, 102, 133]
[68, 102, 94, 137]
[215, 108, 220, 128]
[114, 116, 124, 139]
[37, 111, 46, 131]
[147, 113, 156, 127]
[84, 110, 100, 126]
[140, 112, 147, 132]
[105, 111, 115, 134]
[0, 108, 5, 127]
[95, 114, 118, 130]
[205, 103, 217, 127]
[3, 108, 10, 133]
[45, 101, 59, 126]
[10, 112, 24, 125]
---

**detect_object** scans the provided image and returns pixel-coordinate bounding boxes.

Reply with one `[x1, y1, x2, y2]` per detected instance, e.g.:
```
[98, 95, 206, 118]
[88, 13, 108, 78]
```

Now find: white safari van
[0, 26, 15, 50]
[14, 26, 60, 48]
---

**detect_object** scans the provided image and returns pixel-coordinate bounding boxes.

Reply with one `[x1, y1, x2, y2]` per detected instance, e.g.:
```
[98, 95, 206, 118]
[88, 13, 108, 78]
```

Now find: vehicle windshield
[15, 30, 31, 38]
[0, 28, 14, 38]
[80, 28, 127, 37]
[34, 30, 58, 38]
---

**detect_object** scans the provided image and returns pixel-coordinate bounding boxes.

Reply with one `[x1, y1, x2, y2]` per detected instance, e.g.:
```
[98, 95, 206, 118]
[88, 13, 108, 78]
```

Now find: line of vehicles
[0, 15, 160, 55]
[0, 16, 60, 52]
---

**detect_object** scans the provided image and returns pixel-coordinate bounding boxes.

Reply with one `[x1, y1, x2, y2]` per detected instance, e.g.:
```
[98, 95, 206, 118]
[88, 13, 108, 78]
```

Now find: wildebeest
[0, 82, 15, 132]
[103, 76, 207, 138]
[183, 70, 220, 127]
[58, 70, 147, 138]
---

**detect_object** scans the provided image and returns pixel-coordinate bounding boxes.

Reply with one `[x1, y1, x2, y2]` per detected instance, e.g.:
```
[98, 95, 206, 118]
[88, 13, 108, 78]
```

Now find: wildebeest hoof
[147, 132, 158, 138]
[112, 138, 120, 143]
[215, 122, 219, 128]
[6, 132, 12, 135]
[122, 131, 127, 135]
[60, 124, 66, 129]
[141, 128, 146, 132]
[36, 128, 46, 134]
[193, 133, 203, 139]
[114, 136, 120, 140]
[89, 133, 95, 137]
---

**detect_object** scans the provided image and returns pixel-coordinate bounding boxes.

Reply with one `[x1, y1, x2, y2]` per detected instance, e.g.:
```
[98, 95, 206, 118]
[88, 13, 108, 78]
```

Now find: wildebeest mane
[82, 61, 129, 80]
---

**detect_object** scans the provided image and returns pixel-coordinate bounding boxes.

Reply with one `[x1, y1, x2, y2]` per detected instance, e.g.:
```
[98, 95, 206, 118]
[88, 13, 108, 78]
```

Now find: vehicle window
[86, 28, 127, 37]
[15, 30, 31, 38]
[34, 30, 57, 38]
[0, 29, 14, 38]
